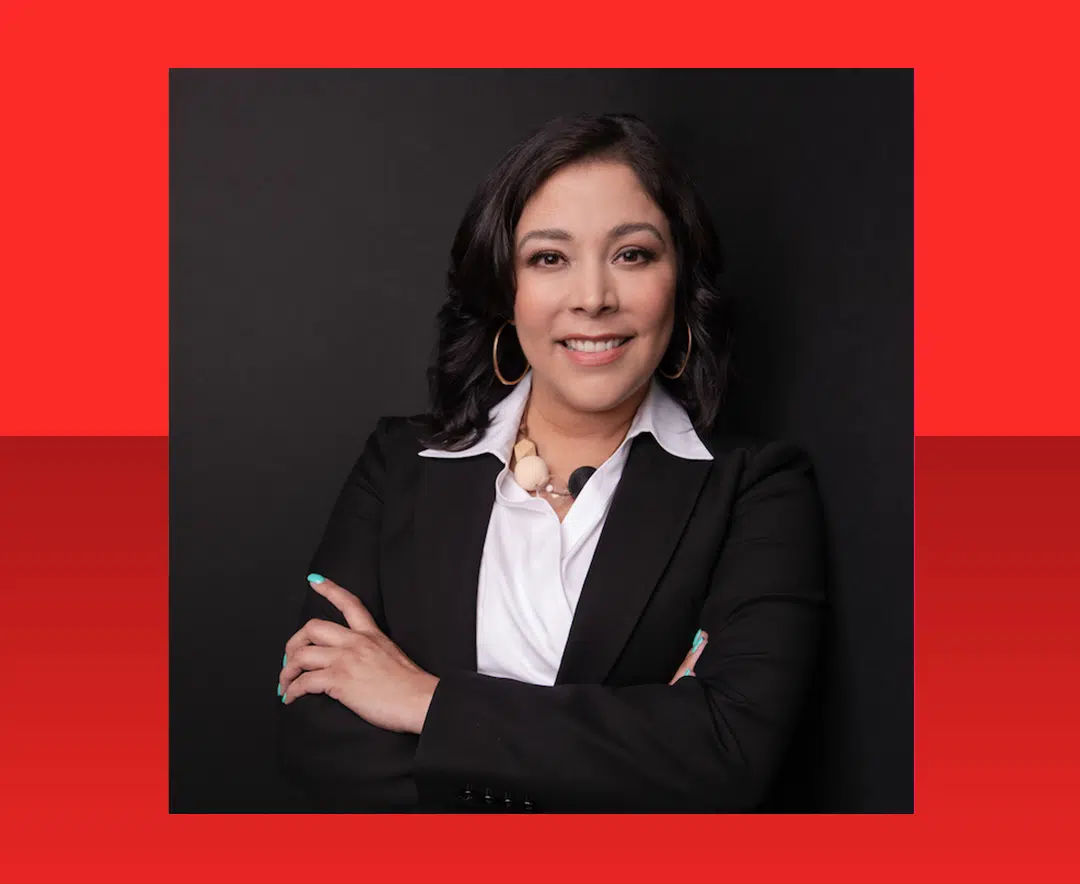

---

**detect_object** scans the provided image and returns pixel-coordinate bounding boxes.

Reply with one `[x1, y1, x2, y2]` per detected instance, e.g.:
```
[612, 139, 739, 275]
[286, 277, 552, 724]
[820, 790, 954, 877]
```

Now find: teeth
[564, 338, 626, 352]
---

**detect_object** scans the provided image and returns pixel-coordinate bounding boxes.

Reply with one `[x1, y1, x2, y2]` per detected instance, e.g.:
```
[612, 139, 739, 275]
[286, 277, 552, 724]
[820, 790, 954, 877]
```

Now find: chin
[550, 371, 650, 415]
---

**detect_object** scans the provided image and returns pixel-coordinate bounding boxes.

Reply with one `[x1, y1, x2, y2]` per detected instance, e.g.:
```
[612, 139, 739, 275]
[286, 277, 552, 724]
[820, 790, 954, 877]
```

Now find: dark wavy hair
[419, 112, 733, 450]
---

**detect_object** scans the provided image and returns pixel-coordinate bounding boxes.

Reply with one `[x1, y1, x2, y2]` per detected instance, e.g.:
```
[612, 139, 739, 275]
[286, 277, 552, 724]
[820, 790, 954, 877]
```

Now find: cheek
[511, 281, 557, 348]
[641, 296, 675, 331]
[629, 275, 678, 339]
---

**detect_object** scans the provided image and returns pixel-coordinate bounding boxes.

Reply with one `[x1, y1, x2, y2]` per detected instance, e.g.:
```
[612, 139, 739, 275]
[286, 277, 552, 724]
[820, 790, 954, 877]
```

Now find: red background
[2, 0, 1079, 878]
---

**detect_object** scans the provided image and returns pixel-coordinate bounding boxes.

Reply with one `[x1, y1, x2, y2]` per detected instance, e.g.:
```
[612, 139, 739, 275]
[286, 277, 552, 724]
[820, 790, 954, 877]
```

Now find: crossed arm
[276, 423, 825, 812]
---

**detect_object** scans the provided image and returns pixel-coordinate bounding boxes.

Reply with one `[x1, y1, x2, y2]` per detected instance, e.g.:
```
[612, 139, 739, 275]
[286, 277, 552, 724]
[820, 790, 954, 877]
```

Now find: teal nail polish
[307, 573, 325, 584]
[277, 683, 282, 697]
[281, 693, 286, 704]
[282, 652, 287, 667]
[691, 629, 704, 651]
[683, 667, 693, 676]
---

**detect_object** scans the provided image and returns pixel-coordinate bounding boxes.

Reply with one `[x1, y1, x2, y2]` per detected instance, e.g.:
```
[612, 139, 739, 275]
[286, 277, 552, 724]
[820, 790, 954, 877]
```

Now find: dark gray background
[170, 68, 912, 812]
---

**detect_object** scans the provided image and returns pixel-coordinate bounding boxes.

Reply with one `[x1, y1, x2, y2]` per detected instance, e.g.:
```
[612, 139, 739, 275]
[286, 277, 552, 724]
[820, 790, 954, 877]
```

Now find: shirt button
[483, 787, 495, 805]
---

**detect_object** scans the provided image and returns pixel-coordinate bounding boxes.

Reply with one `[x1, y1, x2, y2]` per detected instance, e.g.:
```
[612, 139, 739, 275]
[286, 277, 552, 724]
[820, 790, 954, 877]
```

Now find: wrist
[412, 673, 440, 734]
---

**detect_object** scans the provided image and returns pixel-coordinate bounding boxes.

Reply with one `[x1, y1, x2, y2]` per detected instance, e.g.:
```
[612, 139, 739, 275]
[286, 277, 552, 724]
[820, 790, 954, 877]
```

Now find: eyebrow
[516, 222, 666, 252]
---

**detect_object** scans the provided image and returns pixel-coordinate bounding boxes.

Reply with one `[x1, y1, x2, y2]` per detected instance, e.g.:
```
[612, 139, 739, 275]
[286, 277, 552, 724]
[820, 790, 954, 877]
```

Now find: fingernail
[282, 652, 287, 667]
[307, 573, 325, 584]
[277, 683, 282, 697]
[683, 667, 693, 676]
[281, 692, 287, 704]
[691, 629, 704, 651]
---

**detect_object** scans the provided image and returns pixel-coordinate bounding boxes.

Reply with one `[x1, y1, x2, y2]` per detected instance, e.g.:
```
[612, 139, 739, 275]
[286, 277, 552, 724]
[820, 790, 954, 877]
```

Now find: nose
[569, 259, 617, 316]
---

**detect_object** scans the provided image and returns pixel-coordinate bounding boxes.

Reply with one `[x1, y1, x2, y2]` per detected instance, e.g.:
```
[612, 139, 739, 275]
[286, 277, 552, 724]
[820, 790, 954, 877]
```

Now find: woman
[276, 112, 826, 813]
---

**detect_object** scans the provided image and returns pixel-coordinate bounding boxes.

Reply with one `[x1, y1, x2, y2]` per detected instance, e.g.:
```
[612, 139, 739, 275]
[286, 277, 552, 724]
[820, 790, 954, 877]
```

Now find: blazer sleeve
[411, 439, 827, 812]
[276, 416, 421, 812]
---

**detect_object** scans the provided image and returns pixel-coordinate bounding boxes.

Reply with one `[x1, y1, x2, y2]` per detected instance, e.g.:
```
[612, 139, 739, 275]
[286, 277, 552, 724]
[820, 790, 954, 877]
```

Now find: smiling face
[511, 159, 678, 417]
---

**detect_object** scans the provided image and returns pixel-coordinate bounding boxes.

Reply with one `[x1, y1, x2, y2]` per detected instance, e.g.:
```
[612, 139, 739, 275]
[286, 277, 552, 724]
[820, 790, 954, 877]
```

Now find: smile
[560, 337, 632, 352]
[557, 336, 634, 367]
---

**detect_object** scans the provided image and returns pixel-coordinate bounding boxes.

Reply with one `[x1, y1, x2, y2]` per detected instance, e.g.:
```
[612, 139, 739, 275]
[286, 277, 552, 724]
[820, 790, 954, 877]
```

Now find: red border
[2, 437, 1077, 878]
[3, 0, 1080, 878]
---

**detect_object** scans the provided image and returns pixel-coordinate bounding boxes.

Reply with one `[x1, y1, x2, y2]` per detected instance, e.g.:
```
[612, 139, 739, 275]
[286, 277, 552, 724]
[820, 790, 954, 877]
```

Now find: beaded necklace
[513, 419, 570, 498]
[512, 417, 597, 500]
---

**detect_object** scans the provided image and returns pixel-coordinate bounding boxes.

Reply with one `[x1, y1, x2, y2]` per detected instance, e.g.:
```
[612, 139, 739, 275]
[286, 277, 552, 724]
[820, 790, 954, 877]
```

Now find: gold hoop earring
[659, 320, 692, 380]
[492, 321, 529, 386]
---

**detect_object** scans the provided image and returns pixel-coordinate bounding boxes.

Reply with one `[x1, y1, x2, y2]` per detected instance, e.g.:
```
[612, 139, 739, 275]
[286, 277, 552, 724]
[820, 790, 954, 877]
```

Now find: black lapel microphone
[568, 466, 597, 498]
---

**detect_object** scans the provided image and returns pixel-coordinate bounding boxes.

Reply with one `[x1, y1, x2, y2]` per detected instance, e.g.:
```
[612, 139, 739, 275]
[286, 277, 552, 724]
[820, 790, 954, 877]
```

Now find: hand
[668, 629, 708, 685]
[278, 574, 440, 734]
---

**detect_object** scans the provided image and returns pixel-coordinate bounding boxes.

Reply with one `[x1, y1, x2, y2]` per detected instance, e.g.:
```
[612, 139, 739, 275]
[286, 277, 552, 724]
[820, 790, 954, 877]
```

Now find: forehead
[516, 160, 667, 233]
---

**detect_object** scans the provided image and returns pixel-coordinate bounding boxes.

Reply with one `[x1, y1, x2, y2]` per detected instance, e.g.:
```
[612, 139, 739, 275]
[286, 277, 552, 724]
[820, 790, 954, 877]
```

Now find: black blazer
[277, 415, 827, 813]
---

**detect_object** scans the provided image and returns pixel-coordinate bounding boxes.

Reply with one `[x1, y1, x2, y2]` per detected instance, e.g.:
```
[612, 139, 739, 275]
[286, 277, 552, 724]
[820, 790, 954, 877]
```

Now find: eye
[616, 247, 656, 265]
[527, 251, 566, 268]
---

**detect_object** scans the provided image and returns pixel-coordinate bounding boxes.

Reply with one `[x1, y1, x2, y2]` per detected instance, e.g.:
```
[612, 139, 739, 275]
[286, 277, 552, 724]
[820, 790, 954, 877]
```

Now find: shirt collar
[418, 370, 713, 462]
[418, 372, 533, 463]
[626, 376, 714, 461]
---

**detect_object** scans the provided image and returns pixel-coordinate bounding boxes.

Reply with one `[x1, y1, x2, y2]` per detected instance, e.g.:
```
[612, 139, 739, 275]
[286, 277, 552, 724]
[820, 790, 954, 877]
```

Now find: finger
[282, 667, 338, 706]
[279, 643, 341, 694]
[669, 646, 696, 685]
[283, 616, 355, 662]
[669, 629, 709, 684]
[307, 573, 378, 633]
[685, 634, 709, 674]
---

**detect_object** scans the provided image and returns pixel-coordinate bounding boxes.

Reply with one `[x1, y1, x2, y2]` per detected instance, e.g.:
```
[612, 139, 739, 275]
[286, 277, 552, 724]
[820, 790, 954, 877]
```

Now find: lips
[558, 335, 635, 367]
[557, 336, 630, 354]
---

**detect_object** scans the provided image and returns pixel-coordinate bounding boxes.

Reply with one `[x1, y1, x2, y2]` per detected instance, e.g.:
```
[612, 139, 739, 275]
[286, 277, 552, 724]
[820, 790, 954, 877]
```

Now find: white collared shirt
[419, 372, 713, 686]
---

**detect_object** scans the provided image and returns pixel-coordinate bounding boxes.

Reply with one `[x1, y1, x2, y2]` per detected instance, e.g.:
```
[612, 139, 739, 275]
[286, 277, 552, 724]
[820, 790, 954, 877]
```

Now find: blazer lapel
[412, 453, 501, 675]
[555, 434, 712, 685]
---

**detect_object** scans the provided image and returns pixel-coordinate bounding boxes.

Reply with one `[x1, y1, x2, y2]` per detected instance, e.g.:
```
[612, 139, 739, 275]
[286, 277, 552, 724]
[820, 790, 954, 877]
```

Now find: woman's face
[511, 159, 678, 416]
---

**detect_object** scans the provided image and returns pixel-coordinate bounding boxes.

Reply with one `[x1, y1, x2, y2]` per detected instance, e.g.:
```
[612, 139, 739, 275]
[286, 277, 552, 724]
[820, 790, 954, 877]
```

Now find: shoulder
[367, 414, 428, 452]
[351, 414, 430, 469]
[328, 415, 430, 498]
[697, 426, 819, 496]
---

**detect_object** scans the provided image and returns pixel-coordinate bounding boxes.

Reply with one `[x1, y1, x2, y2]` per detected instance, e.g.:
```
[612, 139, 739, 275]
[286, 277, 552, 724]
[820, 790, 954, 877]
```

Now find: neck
[522, 377, 650, 469]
